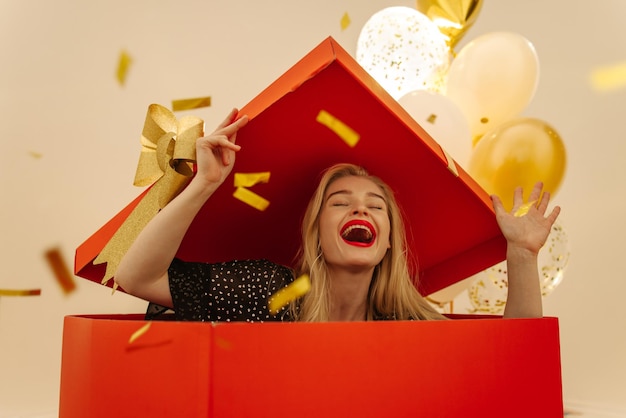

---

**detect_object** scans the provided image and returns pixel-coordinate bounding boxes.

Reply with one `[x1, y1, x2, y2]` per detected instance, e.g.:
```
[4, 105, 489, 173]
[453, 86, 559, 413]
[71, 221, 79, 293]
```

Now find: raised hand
[491, 182, 561, 255]
[194, 108, 249, 188]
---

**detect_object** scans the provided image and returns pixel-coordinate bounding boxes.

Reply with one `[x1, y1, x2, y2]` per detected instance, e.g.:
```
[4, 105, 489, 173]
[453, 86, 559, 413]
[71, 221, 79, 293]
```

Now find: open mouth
[340, 220, 376, 247]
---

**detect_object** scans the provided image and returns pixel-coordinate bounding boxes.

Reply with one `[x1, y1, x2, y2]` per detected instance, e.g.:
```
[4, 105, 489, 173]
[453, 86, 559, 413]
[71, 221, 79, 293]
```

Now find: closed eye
[366, 200, 385, 210]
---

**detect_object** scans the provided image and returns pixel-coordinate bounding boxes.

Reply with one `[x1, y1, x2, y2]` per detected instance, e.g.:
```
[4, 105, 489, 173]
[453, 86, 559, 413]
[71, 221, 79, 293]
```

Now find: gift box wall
[58, 315, 563, 417]
[75, 36, 506, 296]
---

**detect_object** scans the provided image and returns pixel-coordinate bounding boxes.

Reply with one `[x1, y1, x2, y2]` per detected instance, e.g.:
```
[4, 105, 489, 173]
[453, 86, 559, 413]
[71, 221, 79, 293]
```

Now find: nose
[352, 204, 369, 216]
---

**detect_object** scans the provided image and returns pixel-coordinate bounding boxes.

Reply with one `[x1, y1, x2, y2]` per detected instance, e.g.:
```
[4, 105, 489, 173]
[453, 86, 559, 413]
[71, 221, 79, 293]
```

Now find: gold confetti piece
[111, 281, 119, 295]
[28, 151, 43, 159]
[116, 50, 132, 86]
[128, 322, 151, 344]
[340, 12, 351, 31]
[44, 247, 76, 295]
[590, 61, 626, 92]
[426, 113, 437, 124]
[171, 96, 212, 112]
[234, 172, 271, 188]
[513, 200, 537, 217]
[215, 336, 233, 350]
[0, 289, 41, 296]
[316, 110, 360, 147]
[233, 186, 270, 211]
[268, 275, 311, 315]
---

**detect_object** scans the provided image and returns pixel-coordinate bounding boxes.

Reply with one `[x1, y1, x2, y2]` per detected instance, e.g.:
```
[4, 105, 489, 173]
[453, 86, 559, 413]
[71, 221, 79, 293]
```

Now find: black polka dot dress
[167, 258, 296, 322]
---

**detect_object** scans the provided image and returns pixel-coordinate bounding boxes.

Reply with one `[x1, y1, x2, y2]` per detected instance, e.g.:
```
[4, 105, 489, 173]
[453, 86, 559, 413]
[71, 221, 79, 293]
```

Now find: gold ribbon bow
[94, 104, 204, 288]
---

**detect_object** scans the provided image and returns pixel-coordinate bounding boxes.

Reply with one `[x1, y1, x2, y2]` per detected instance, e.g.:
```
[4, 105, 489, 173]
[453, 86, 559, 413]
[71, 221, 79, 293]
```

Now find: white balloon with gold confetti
[356, 6, 450, 100]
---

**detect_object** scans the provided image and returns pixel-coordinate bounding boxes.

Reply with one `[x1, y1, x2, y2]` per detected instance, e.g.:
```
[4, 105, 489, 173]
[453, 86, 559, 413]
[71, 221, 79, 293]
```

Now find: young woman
[115, 108, 561, 322]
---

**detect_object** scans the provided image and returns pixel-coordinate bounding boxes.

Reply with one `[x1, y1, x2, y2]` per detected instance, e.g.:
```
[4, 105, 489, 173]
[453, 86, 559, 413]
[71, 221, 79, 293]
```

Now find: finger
[230, 115, 248, 145]
[216, 108, 239, 130]
[527, 181, 543, 204]
[536, 190, 551, 214]
[545, 205, 561, 226]
[213, 137, 241, 151]
[211, 137, 240, 166]
[490, 194, 506, 216]
[223, 148, 234, 166]
[511, 186, 524, 212]
[218, 114, 249, 141]
[200, 134, 241, 149]
[196, 137, 241, 163]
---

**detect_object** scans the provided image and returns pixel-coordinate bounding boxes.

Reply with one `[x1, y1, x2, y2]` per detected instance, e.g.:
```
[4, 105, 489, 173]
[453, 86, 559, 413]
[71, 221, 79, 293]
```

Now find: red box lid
[75, 36, 506, 296]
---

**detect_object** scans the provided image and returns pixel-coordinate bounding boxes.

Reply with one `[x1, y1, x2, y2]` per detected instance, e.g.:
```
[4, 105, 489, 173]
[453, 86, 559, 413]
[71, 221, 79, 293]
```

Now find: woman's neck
[327, 267, 373, 321]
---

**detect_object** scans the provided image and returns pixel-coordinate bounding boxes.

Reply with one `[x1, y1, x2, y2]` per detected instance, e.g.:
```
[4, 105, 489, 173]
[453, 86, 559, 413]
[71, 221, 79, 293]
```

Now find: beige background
[1, 0, 625, 416]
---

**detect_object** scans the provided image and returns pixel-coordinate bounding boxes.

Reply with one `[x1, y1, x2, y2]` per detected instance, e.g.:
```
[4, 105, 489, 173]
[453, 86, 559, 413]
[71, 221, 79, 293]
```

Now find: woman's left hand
[491, 182, 561, 255]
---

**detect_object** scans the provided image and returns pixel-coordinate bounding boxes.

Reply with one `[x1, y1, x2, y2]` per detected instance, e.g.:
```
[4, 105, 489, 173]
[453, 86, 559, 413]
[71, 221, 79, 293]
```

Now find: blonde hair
[290, 163, 445, 321]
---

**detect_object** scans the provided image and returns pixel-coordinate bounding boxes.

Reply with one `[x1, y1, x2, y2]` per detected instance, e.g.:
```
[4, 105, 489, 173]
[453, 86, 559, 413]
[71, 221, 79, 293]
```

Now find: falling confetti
[590, 61, 626, 92]
[233, 187, 270, 211]
[28, 151, 43, 159]
[232, 172, 271, 210]
[316, 110, 360, 147]
[128, 322, 152, 344]
[340, 12, 351, 31]
[268, 275, 311, 315]
[234, 172, 271, 188]
[171, 96, 212, 111]
[116, 50, 133, 86]
[45, 247, 77, 294]
[0, 289, 41, 297]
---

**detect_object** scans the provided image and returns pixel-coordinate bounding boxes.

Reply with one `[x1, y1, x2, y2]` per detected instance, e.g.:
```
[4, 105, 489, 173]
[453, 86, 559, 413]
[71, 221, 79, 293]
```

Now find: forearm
[503, 246, 543, 318]
[115, 179, 218, 294]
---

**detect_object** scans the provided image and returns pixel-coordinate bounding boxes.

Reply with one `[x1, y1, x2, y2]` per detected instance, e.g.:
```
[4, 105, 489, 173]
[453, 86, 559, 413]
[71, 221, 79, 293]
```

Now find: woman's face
[318, 176, 391, 271]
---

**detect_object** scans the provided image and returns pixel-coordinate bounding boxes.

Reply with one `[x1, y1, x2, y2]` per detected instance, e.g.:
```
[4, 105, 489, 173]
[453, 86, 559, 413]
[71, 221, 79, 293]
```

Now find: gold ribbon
[94, 104, 204, 286]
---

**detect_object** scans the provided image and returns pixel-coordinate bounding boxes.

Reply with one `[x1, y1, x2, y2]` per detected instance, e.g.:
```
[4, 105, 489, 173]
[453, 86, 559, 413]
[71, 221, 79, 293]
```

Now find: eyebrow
[326, 189, 386, 202]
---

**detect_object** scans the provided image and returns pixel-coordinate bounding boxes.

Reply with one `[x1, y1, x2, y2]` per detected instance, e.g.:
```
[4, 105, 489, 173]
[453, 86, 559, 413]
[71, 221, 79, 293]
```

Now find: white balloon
[445, 31, 540, 138]
[356, 6, 450, 100]
[398, 90, 472, 167]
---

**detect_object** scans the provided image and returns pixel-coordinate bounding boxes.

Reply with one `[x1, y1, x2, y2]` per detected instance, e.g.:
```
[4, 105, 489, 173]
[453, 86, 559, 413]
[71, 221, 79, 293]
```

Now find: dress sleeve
[168, 258, 212, 321]
[168, 258, 295, 322]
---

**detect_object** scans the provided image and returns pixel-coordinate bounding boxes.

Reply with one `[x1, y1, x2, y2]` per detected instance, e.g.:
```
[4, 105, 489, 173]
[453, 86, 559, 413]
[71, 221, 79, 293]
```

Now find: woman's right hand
[194, 108, 249, 189]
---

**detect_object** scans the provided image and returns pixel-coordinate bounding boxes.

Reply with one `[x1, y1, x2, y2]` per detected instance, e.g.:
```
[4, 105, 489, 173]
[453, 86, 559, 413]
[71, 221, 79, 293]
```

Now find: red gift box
[58, 314, 563, 417]
[63, 38, 563, 417]
[74, 36, 506, 296]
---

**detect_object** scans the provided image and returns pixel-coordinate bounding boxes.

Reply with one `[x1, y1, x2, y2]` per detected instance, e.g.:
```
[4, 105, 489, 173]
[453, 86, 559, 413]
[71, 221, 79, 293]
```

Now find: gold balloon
[468, 118, 567, 212]
[415, 0, 483, 49]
